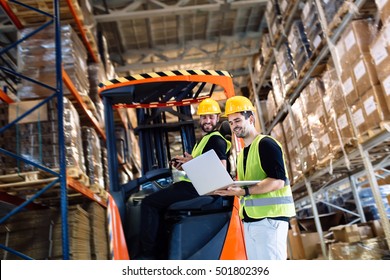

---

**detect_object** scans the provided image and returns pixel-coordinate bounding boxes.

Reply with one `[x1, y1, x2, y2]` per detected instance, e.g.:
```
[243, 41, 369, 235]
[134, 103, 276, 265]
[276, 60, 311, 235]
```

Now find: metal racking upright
[249, 0, 390, 258]
[0, 0, 110, 259]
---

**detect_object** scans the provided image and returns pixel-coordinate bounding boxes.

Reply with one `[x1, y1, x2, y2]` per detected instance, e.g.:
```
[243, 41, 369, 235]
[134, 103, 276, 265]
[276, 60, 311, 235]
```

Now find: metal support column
[248, 61, 265, 134]
[304, 177, 327, 258]
[348, 174, 366, 223]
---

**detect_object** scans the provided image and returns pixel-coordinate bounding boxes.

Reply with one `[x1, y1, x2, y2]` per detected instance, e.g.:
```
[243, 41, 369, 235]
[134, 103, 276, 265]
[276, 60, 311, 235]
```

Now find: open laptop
[182, 149, 260, 195]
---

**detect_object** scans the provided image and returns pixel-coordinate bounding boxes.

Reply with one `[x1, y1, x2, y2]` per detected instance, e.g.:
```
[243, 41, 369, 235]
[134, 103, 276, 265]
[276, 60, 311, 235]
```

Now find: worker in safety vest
[214, 96, 295, 260]
[137, 98, 231, 260]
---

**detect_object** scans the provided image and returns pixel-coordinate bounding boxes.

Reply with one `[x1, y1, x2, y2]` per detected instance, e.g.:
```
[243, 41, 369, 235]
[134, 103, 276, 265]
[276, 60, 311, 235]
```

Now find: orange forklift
[99, 70, 246, 260]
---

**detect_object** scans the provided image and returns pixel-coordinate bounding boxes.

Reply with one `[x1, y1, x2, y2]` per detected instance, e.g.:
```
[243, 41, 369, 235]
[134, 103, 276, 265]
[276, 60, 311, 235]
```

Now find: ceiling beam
[115, 50, 258, 72]
[94, 0, 267, 22]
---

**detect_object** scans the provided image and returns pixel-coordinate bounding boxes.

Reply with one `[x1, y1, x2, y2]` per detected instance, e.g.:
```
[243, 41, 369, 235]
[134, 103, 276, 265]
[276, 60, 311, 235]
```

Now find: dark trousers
[139, 180, 198, 256]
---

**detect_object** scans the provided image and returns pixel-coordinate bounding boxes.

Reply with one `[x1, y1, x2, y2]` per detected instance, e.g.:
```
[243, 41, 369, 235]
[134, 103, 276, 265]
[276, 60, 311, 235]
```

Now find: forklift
[99, 70, 246, 260]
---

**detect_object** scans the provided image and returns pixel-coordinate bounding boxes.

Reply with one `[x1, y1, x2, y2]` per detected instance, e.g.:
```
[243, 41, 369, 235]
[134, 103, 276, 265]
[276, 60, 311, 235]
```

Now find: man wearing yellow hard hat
[215, 96, 295, 260]
[137, 98, 231, 259]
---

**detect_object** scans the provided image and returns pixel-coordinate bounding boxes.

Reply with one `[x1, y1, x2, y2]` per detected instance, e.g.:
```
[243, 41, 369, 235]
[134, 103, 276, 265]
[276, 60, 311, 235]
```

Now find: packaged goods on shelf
[369, 23, 390, 112]
[266, 90, 277, 123]
[337, 19, 376, 71]
[270, 65, 284, 110]
[341, 71, 360, 107]
[352, 54, 380, 97]
[329, 237, 389, 260]
[51, 205, 91, 260]
[319, 0, 345, 27]
[260, 34, 273, 67]
[275, 43, 297, 96]
[265, 0, 282, 44]
[356, 86, 390, 138]
[282, 114, 302, 183]
[18, 25, 89, 100]
[0, 209, 57, 260]
[291, 97, 311, 148]
[87, 202, 109, 260]
[287, 20, 312, 75]
[0, 98, 86, 175]
[301, 0, 324, 54]
[101, 146, 110, 190]
[82, 126, 104, 188]
[375, 0, 390, 24]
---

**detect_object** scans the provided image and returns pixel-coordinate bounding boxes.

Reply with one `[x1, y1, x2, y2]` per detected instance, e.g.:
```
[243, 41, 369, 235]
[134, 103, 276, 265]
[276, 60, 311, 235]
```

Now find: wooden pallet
[0, 170, 58, 190]
[358, 122, 390, 144]
[326, 1, 350, 36]
[8, 0, 84, 27]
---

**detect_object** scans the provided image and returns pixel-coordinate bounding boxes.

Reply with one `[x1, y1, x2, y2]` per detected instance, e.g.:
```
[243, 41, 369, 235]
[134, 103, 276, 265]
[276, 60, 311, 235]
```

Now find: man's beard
[201, 123, 217, 133]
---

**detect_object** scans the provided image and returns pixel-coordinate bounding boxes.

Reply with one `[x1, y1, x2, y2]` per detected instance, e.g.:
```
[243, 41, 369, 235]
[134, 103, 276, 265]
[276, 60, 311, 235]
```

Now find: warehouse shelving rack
[250, 0, 390, 258]
[0, 0, 124, 259]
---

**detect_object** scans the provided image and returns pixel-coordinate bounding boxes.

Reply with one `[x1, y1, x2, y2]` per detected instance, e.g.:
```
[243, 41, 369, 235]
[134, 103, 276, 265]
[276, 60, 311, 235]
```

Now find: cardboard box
[350, 100, 368, 138]
[361, 86, 390, 132]
[352, 54, 380, 97]
[328, 238, 386, 260]
[376, 0, 390, 24]
[341, 74, 359, 107]
[369, 27, 390, 81]
[287, 218, 322, 260]
[379, 74, 390, 112]
[330, 224, 361, 243]
[342, 19, 374, 65]
[336, 112, 354, 145]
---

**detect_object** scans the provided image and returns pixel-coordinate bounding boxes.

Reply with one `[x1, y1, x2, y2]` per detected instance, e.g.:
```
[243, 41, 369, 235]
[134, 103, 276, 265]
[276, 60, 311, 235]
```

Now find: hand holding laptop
[170, 152, 193, 170]
[182, 149, 260, 195]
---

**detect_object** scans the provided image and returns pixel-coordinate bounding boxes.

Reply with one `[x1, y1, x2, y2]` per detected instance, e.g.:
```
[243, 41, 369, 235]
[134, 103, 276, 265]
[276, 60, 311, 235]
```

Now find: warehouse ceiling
[92, 0, 268, 92]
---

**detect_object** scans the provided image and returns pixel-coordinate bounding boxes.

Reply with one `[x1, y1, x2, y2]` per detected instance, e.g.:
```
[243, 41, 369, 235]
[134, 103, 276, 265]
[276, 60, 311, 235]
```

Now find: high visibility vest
[181, 131, 231, 182]
[237, 134, 295, 219]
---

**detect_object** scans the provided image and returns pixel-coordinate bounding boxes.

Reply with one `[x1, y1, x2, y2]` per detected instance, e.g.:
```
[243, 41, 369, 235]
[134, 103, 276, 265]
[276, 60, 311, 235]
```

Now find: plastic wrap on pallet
[370, 23, 390, 113]
[0, 97, 86, 174]
[265, 0, 282, 44]
[275, 43, 297, 96]
[266, 90, 277, 123]
[82, 127, 104, 188]
[359, 185, 390, 220]
[337, 19, 376, 73]
[270, 65, 284, 110]
[18, 25, 89, 100]
[301, 0, 324, 53]
[101, 146, 110, 191]
[282, 113, 302, 183]
[259, 34, 273, 69]
[376, 0, 390, 24]
[288, 20, 312, 75]
[302, 79, 332, 162]
[319, 0, 345, 25]
[291, 95, 311, 148]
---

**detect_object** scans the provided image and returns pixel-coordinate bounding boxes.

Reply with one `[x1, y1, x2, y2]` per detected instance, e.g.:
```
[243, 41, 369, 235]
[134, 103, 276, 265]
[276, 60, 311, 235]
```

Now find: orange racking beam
[0, 88, 14, 103]
[65, 0, 99, 62]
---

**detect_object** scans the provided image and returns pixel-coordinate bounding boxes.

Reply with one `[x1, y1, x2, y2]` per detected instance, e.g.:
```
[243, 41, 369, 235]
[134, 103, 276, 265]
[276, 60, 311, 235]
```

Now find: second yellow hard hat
[224, 96, 255, 116]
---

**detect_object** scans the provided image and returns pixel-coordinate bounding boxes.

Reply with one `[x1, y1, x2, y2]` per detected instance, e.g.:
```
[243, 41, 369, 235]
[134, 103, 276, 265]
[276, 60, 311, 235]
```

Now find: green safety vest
[237, 134, 295, 219]
[181, 131, 231, 182]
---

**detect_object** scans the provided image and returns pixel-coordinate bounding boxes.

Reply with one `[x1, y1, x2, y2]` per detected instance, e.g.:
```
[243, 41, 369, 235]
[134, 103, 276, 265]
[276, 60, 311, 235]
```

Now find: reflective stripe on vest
[240, 195, 294, 207]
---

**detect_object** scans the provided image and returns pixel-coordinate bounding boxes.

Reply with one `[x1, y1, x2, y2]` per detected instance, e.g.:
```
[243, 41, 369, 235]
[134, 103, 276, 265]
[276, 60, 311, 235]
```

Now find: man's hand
[170, 152, 193, 170]
[214, 185, 244, 197]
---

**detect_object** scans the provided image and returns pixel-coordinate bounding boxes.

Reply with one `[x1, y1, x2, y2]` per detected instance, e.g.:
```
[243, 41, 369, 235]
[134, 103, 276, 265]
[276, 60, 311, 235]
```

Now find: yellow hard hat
[224, 96, 255, 116]
[197, 98, 221, 115]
